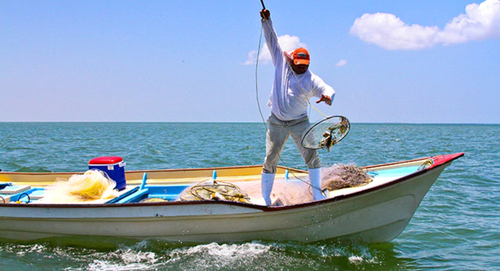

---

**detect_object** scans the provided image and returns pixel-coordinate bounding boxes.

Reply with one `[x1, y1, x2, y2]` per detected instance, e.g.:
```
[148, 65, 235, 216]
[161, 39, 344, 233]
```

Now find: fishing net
[321, 164, 372, 190]
[178, 180, 251, 203]
[235, 164, 372, 206]
[176, 164, 370, 205]
[301, 116, 350, 151]
[39, 170, 120, 203]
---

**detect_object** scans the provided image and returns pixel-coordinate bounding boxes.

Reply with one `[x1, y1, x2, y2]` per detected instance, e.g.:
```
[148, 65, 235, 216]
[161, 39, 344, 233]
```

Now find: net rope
[179, 180, 251, 203]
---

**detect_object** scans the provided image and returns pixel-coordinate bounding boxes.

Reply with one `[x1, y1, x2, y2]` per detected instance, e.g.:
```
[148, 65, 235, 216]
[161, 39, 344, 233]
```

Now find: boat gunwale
[0, 165, 305, 177]
[0, 153, 464, 211]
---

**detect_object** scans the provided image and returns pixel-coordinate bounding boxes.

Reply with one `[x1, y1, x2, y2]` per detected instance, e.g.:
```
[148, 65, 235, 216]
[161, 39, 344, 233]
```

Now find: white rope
[255, 26, 268, 133]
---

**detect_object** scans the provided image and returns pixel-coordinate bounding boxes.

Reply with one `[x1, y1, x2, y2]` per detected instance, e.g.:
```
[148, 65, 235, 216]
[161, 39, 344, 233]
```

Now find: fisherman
[259, 8, 335, 205]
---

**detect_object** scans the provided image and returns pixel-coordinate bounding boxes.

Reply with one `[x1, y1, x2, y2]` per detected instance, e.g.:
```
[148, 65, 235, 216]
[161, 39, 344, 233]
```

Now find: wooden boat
[0, 153, 463, 243]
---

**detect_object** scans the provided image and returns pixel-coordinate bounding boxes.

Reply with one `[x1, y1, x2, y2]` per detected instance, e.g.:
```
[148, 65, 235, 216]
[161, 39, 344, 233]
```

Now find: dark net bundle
[321, 164, 373, 190]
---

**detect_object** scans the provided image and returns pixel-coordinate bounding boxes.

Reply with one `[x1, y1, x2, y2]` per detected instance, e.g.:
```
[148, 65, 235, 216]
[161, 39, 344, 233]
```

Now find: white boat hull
[0, 158, 454, 243]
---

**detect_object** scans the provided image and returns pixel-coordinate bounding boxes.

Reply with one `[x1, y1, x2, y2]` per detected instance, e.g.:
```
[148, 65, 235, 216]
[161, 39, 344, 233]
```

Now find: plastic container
[88, 156, 126, 190]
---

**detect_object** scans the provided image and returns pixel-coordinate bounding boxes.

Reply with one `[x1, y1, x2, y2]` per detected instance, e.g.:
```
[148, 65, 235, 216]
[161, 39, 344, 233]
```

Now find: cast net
[320, 164, 372, 191]
[301, 115, 350, 151]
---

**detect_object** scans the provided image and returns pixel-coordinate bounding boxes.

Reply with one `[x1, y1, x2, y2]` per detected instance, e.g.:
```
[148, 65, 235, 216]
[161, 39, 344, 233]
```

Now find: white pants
[262, 113, 321, 174]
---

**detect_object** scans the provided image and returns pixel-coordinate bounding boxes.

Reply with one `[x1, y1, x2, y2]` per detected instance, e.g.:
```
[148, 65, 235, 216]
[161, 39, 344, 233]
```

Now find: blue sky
[1, 0, 499, 123]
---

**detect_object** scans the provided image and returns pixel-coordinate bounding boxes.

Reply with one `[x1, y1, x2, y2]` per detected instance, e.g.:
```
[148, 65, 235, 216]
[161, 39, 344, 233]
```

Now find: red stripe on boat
[429, 153, 464, 168]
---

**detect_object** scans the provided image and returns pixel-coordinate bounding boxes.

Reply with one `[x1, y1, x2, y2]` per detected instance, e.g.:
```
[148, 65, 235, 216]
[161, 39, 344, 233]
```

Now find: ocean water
[0, 122, 498, 270]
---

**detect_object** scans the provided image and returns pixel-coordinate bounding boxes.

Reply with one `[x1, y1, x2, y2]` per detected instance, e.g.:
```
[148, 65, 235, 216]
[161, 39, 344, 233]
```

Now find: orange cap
[292, 47, 310, 65]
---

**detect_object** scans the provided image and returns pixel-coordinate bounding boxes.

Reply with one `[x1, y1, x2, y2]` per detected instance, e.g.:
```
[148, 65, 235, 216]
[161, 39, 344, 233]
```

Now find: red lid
[88, 156, 123, 165]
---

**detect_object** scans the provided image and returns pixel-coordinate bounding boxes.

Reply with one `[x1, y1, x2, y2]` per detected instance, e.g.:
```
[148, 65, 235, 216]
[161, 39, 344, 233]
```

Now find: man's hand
[316, 94, 332, 106]
[260, 9, 270, 20]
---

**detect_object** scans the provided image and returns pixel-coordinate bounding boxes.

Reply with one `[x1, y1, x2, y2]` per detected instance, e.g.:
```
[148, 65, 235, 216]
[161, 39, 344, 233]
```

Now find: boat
[0, 153, 463, 243]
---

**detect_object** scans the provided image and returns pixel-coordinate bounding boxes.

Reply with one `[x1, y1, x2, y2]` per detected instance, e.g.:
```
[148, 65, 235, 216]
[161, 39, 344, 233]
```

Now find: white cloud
[245, 35, 306, 65]
[335, 59, 347, 67]
[350, 0, 500, 50]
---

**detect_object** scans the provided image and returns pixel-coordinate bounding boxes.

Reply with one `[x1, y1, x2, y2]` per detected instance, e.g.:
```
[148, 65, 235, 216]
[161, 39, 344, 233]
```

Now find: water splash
[0, 239, 416, 270]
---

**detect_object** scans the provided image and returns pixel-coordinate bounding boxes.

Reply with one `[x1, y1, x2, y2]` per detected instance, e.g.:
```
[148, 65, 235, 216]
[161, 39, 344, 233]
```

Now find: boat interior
[0, 158, 432, 206]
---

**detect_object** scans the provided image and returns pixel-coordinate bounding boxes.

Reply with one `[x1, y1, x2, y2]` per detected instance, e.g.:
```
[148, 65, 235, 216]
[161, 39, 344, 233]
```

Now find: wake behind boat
[0, 153, 463, 243]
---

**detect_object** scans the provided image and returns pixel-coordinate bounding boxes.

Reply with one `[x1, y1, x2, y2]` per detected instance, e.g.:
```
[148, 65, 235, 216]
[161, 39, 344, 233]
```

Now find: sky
[1, 0, 499, 123]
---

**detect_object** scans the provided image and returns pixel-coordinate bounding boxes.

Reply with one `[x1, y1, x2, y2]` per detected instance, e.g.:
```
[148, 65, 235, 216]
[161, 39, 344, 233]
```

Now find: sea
[0, 122, 498, 270]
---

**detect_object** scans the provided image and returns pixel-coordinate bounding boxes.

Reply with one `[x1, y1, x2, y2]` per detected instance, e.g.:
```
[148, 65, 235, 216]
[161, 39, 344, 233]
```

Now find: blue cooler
[88, 156, 126, 190]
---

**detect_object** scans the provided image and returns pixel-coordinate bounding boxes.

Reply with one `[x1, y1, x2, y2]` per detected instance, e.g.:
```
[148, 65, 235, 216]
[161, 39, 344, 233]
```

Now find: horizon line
[1, 121, 499, 125]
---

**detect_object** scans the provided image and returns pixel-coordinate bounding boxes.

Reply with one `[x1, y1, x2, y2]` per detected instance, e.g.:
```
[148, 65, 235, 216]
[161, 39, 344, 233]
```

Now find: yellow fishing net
[40, 170, 120, 203]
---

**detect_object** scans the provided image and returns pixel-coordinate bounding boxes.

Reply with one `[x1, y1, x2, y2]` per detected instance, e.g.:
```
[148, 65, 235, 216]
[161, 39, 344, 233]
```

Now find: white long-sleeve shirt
[262, 19, 335, 121]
